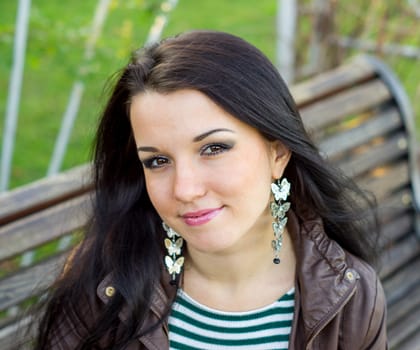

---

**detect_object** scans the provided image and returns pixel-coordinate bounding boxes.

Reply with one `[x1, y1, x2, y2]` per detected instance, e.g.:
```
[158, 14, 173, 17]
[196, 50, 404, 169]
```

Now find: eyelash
[141, 143, 233, 169]
[200, 142, 233, 156]
[141, 156, 169, 169]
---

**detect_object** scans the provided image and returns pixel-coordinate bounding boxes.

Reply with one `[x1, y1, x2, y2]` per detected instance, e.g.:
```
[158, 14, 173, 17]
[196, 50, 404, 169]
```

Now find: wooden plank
[291, 56, 376, 106]
[300, 79, 390, 131]
[379, 212, 414, 248]
[377, 189, 414, 227]
[0, 254, 66, 312]
[379, 233, 420, 279]
[387, 282, 420, 326]
[0, 316, 33, 350]
[338, 132, 409, 177]
[318, 107, 403, 158]
[396, 330, 420, 350]
[388, 303, 420, 350]
[0, 194, 91, 262]
[383, 256, 420, 306]
[357, 161, 410, 201]
[0, 164, 92, 225]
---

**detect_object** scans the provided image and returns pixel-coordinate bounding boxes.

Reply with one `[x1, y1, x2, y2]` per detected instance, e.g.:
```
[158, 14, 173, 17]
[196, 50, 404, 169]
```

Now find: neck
[182, 229, 296, 311]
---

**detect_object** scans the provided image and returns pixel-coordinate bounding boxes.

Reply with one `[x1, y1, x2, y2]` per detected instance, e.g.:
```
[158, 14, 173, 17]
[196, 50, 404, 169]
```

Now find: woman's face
[130, 89, 290, 256]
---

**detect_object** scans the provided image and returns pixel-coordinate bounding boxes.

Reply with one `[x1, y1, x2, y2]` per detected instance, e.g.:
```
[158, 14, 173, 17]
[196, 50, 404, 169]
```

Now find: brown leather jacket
[46, 211, 388, 349]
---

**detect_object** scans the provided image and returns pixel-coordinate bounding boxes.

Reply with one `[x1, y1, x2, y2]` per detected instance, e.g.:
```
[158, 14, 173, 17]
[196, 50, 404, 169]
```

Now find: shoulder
[347, 253, 385, 313]
[38, 289, 100, 349]
[342, 254, 388, 349]
[291, 210, 388, 348]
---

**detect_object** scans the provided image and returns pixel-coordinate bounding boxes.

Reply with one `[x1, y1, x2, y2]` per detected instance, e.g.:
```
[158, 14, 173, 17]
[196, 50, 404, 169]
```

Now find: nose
[173, 163, 206, 203]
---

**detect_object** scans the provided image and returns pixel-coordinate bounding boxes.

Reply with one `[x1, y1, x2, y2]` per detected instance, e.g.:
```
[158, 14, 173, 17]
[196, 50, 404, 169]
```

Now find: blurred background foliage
[0, 0, 419, 189]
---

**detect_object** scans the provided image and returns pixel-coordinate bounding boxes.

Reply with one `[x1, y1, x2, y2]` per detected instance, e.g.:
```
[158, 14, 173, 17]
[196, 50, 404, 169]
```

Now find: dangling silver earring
[162, 222, 184, 285]
[270, 178, 291, 264]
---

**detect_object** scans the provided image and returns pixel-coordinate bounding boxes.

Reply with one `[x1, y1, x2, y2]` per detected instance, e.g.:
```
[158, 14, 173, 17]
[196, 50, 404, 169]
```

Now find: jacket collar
[97, 270, 176, 349]
[97, 269, 175, 318]
[97, 210, 359, 348]
[288, 210, 359, 344]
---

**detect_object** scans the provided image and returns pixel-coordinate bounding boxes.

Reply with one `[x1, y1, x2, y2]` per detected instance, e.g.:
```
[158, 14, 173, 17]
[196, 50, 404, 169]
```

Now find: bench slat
[300, 79, 390, 131]
[319, 107, 403, 158]
[395, 327, 420, 350]
[291, 56, 376, 106]
[357, 161, 409, 201]
[388, 302, 420, 350]
[387, 282, 420, 326]
[0, 195, 91, 262]
[0, 254, 66, 312]
[378, 189, 414, 225]
[0, 316, 33, 350]
[383, 256, 420, 305]
[338, 132, 408, 177]
[0, 164, 91, 225]
[380, 212, 413, 247]
[379, 233, 420, 279]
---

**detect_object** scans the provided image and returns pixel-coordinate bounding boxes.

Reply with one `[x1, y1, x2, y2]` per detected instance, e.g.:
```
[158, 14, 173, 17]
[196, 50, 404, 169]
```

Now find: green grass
[163, 0, 277, 60]
[332, 0, 420, 140]
[0, 0, 158, 188]
[0, 0, 279, 189]
[0, 0, 418, 189]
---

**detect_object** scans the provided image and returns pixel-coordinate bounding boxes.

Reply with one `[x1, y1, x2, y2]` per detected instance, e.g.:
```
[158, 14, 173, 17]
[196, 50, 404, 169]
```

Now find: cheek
[144, 174, 171, 215]
[236, 147, 273, 182]
[216, 152, 272, 200]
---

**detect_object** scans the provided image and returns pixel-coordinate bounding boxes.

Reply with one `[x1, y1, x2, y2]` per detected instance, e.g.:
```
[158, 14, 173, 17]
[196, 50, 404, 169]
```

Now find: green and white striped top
[168, 288, 295, 350]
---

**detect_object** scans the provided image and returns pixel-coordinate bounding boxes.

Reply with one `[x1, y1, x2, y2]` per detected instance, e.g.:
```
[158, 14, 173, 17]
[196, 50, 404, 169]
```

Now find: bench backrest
[0, 165, 92, 348]
[0, 55, 419, 349]
[291, 55, 420, 349]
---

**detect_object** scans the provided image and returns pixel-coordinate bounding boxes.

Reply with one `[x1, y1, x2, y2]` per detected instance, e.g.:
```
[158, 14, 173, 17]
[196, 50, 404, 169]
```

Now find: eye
[200, 143, 233, 156]
[141, 156, 170, 169]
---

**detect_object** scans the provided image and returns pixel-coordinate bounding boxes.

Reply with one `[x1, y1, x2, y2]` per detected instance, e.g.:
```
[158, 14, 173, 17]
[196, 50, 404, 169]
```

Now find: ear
[269, 140, 291, 179]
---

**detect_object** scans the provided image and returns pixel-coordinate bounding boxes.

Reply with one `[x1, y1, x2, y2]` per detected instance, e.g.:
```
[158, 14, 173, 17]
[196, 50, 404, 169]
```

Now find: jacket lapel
[288, 210, 359, 346]
[97, 272, 176, 349]
[96, 211, 360, 349]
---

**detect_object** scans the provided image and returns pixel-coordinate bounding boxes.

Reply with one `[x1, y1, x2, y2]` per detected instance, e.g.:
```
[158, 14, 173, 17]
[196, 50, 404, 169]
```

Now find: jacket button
[345, 270, 355, 282]
[105, 286, 116, 297]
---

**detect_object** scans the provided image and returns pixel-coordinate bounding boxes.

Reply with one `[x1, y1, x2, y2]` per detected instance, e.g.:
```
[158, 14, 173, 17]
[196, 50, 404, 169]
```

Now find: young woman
[34, 30, 387, 349]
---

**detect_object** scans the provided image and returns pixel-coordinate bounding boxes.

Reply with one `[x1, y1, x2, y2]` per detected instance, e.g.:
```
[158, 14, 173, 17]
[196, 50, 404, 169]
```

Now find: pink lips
[182, 207, 223, 226]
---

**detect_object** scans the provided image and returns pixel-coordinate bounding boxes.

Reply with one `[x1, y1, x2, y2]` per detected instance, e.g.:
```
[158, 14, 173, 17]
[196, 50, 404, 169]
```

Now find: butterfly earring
[162, 222, 184, 285]
[270, 178, 291, 264]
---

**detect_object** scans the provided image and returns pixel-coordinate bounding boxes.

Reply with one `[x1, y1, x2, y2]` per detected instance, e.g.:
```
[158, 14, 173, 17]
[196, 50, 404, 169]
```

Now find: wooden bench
[0, 164, 93, 349]
[291, 55, 420, 349]
[0, 54, 419, 349]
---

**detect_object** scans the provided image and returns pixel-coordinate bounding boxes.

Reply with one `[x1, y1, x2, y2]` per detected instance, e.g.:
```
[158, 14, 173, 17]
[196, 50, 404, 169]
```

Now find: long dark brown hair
[33, 30, 379, 349]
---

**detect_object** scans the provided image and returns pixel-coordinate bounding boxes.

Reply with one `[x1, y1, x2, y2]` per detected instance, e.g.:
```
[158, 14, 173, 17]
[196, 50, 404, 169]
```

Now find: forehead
[129, 89, 250, 139]
[130, 89, 229, 120]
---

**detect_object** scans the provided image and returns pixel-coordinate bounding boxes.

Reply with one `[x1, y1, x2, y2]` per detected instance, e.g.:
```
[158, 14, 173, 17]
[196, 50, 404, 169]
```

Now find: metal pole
[47, 0, 179, 177]
[47, 82, 84, 176]
[47, 0, 111, 176]
[276, 0, 297, 83]
[0, 0, 31, 191]
[145, 0, 179, 45]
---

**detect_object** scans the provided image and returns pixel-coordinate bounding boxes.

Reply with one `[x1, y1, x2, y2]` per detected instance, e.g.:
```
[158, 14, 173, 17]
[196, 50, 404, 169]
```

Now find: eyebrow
[192, 128, 234, 142]
[137, 128, 234, 153]
[137, 146, 159, 152]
